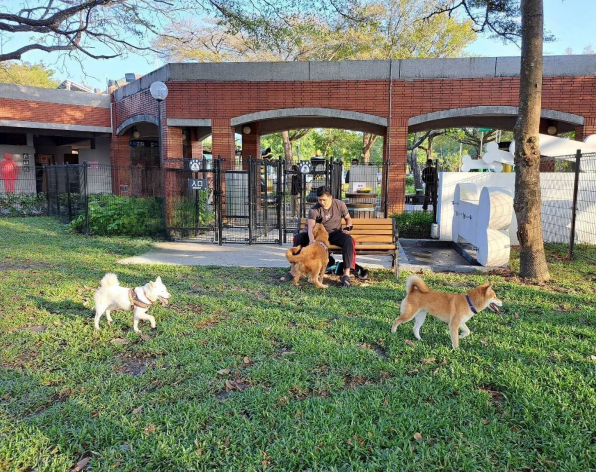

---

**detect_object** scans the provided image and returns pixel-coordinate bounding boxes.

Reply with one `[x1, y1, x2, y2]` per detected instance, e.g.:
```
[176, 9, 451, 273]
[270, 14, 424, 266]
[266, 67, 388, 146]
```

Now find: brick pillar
[190, 128, 203, 159]
[164, 126, 184, 162]
[212, 118, 236, 170]
[576, 117, 596, 142]
[241, 122, 260, 171]
[111, 134, 132, 195]
[383, 118, 408, 215]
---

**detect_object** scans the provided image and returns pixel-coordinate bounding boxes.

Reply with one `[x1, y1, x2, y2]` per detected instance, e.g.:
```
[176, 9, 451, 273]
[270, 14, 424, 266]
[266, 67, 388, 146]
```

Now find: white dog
[94, 273, 171, 333]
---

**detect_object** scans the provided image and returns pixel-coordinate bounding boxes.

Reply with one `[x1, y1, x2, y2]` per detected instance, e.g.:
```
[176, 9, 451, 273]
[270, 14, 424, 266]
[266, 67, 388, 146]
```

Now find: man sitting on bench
[280, 186, 355, 287]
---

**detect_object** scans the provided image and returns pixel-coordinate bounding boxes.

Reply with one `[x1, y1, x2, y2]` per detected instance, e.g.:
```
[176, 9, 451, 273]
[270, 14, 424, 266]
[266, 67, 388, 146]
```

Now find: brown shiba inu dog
[391, 276, 502, 349]
[285, 223, 330, 289]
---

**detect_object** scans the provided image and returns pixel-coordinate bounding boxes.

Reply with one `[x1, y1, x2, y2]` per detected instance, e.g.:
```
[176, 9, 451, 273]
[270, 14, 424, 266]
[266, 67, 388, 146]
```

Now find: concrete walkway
[119, 242, 393, 269]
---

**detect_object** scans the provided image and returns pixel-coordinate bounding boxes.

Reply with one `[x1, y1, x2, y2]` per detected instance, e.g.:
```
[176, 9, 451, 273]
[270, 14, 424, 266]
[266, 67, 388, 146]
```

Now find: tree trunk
[362, 133, 379, 163]
[513, 0, 550, 282]
[409, 147, 423, 190]
[427, 135, 434, 162]
[281, 130, 293, 169]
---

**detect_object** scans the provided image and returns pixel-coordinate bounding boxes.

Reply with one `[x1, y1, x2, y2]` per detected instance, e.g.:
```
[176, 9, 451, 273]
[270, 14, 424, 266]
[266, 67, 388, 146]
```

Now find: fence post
[65, 163, 73, 222]
[217, 156, 223, 245]
[248, 155, 253, 244]
[277, 156, 283, 245]
[55, 166, 61, 218]
[433, 159, 439, 224]
[383, 160, 390, 218]
[569, 149, 581, 260]
[83, 162, 89, 233]
[44, 165, 50, 216]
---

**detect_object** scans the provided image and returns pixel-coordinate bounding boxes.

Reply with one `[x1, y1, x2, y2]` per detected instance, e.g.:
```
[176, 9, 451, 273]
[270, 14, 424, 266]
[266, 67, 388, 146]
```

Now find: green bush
[391, 211, 433, 238]
[405, 175, 416, 195]
[0, 192, 47, 216]
[70, 194, 165, 236]
[170, 192, 214, 228]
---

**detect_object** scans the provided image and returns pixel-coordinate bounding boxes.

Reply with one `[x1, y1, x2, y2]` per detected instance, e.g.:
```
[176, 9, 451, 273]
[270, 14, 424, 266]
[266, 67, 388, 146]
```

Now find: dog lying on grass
[391, 275, 502, 349]
[94, 273, 171, 333]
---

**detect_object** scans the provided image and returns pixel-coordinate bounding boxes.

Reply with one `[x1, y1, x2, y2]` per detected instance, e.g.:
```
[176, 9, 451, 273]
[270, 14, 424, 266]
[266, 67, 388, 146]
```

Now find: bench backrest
[298, 218, 395, 244]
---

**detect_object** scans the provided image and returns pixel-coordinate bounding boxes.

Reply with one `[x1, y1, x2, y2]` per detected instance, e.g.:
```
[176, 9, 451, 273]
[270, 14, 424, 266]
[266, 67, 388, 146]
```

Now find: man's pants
[423, 185, 436, 211]
[293, 230, 356, 270]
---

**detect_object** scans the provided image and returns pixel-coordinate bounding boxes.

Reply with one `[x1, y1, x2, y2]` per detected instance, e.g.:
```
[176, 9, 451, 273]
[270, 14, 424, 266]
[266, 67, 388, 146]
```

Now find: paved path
[119, 242, 393, 269]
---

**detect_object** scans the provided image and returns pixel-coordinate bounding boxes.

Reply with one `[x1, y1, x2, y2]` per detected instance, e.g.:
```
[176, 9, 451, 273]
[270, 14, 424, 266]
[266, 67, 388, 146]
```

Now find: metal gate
[166, 159, 219, 242]
[169, 156, 344, 245]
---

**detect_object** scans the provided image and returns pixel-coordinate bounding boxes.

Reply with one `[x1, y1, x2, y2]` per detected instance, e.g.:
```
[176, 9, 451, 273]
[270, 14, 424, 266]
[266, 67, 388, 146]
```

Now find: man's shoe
[340, 275, 351, 287]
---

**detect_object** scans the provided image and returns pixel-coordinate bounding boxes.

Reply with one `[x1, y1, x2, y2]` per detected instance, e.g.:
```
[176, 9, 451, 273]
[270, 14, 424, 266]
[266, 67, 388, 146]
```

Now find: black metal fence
[541, 151, 596, 263]
[2, 157, 395, 243]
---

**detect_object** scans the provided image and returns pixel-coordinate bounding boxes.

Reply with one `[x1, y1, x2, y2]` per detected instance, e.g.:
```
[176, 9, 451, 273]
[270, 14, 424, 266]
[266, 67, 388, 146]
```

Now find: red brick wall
[112, 75, 596, 213]
[0, 98, 110, 126]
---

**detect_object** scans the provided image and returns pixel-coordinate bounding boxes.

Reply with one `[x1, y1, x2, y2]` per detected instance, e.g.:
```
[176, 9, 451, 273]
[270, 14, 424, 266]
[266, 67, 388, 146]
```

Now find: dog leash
[465, 295, 478, 314]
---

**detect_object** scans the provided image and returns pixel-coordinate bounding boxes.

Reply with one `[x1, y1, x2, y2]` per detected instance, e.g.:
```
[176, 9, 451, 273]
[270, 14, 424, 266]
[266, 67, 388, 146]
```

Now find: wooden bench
[295, 217, 399, 277]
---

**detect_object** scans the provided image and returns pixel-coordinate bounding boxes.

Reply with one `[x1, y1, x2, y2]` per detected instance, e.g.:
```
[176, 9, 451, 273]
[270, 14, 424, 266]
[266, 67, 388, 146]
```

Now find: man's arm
[307, 218, 316, 243]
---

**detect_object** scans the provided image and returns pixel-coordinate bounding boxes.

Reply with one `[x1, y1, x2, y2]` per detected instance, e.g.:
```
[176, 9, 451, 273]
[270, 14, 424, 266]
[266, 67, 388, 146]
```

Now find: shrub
[0, 192, 47, 216]
[70, 194, 165, 236]
[391, 211, 433, 238]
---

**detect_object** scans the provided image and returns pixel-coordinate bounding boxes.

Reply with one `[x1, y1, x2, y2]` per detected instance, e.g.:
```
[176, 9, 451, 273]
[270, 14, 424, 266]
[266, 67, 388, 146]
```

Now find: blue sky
[4, 0, 596, 90]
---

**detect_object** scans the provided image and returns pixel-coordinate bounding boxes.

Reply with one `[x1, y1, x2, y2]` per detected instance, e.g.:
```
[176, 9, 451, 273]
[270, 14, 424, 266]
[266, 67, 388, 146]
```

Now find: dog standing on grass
[285, 223, 330, 289]
[94, 273, 171, 333]
[391, 275, 502, 349]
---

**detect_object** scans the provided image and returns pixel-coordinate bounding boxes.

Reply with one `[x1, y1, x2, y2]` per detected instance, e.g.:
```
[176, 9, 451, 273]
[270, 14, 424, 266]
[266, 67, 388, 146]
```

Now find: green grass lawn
[1, 218, 596, 472]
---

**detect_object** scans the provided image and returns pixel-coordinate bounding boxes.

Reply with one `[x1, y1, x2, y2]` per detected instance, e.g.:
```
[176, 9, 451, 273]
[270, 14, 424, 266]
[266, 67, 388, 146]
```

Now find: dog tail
[100, 273, 119, 288]
[285, 246, 304, 263]
[406, 275, 430, 294]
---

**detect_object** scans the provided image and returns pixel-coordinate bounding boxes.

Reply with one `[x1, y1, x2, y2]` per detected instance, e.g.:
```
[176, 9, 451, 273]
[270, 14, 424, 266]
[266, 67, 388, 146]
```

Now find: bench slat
[329, 244, 396, 251]
[351, 235, 393, 243]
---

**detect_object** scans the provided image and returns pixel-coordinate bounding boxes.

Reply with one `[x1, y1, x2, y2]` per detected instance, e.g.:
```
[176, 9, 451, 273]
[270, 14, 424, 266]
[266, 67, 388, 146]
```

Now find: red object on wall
[0, 152, 19, 193]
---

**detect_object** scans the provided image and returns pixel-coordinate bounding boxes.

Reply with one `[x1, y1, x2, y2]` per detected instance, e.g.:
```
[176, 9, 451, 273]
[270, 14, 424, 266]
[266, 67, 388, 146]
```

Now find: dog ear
[149, 281, 155, 288]
[485, 284, 492, 294]
[481, 281, 490, 287]
[156, 276, 162, 284]
[315, 216, 323, 224]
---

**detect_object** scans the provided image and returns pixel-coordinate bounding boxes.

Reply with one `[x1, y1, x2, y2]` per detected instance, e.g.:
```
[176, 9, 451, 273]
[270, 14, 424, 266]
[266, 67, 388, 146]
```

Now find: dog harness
[465, 295, 478, 314]
[129, 288, 152, 310]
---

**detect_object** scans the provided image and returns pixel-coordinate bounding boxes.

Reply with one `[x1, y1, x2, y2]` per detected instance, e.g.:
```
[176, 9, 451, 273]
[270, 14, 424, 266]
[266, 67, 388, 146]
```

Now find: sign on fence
[188, 178, 207, 191]
[189, 159, 201, 172]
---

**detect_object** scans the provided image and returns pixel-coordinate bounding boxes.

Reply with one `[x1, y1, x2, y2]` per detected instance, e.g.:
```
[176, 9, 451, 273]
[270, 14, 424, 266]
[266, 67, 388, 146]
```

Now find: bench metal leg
[393, 250, 399, 279]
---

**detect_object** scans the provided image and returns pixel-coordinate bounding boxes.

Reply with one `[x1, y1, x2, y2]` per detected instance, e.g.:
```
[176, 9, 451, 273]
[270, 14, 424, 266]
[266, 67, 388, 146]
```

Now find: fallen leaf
[281, 350, 296, 356]
[72, 457, 90, 472]
[132, 406, 144, 414]
[407, 369, 419, 375]
[141, 334, 150, 341]
[483, 419, 490, 425]
[514, 313, 520, 319]
[440, 357, 447, 366]
[110, 338, 129, 346]
[225, 379, 235, 392]
[421, 357, 435, 364]
[91, 411, 99, 418]
[265, 327, 271, 331]
[224, 436, 230, 447]
[144, 424, 156, 434]
[480, 339, 488, 347]
[2, 393, 9, 400]
[413, 432, 423, 441]
[433, 368, 440, 376]
[405, 340, 416, 348]
[590, 355, 596, 362]
[243, 356, 251, 365]
[382, 399, 389, 407]
[217, 368, 231, 376]
[50, 446, 59, 455]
